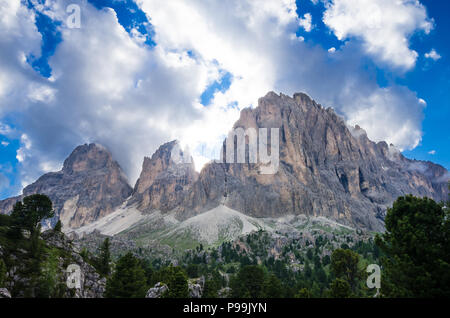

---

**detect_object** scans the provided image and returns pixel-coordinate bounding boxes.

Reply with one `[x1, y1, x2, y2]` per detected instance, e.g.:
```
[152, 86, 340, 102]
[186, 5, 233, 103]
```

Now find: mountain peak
[62, 143, 114, 175]
[0, 142, 132, 229]
[176, 90, 448, 231]
[129, 140, 198, 212]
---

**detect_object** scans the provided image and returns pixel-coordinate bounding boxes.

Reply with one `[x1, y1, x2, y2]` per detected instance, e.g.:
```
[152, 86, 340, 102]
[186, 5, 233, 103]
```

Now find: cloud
[322, 0, 433, 70]
[425, 49, 441, 61]
[0, 0, 431, 193]
[0, 173, 10, 191]
[299, 13, 313, 32]
[428, 150, 436, 155]
[328, 47, 336, 53]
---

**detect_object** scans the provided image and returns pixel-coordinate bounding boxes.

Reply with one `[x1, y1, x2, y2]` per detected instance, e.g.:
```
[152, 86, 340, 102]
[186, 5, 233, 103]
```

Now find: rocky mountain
[128, 140, 198, 213]
[1, 92, 448, 234]
[174, 92, 448, 232]
[0, 143, 132, 229]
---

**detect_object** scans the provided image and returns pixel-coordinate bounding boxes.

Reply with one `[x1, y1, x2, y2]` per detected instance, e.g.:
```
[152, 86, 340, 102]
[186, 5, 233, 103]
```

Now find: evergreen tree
[166, 270, 189, 298]
[54, 220, 62, 232]
[97, 238, 111, 277]
[375, 195, 450, 297]
[10, 194, 54, 235]
[36, 248, 65, 298]
[105, 252, 147, 298]
[230, 265, 266, 298]
[264, 274, 283, 298]
[329, 278, 351, 298]
[295, 287, 311, 298]
[202, 278, 220, 298]
[330, 248, 360, 290]
[0, 259, 6, 288]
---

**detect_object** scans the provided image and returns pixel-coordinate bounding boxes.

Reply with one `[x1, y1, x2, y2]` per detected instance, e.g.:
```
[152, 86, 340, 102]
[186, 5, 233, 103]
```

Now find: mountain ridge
[0, 91, 448, 234]
[0, 143, 133, 228]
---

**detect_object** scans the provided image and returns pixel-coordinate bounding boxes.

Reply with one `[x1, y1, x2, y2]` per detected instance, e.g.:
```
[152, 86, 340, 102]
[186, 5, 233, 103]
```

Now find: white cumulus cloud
[424, 49, 441, 61]
[323, 0, 433, 70]
[0, 0, 432, 194]
[299, 13, 313, 32]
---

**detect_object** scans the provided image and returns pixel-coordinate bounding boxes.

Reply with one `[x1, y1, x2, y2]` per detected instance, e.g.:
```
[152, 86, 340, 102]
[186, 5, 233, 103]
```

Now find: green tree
[186, 264, 199, 278]
[11, 194, 54, 234]
[97, 238, 111, 277]
[166, 270, 189, 298]
[264, 274, 283, 298]
[0, 259, 6, 287]
[375, 195, 450, 297]
[329, 278, 351, 298]
[53, 220, 62, 232]
[105, 252, 147, 298]
[36, 248, 65, 298]
[202, 278, 220, 298]
[230, 265, 266, 298]
[295, 288, 311, 298]
[330, 249, 360, 290]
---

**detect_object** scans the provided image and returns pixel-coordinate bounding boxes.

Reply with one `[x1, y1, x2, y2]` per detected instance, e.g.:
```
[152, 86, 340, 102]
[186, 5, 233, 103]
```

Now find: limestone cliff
[0, 144, 132, 229]
[177, 92, 448, 231]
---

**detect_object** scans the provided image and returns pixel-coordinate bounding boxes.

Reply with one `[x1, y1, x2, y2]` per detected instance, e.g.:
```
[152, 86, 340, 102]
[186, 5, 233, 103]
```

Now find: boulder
[146, 282, 169, 298]
[0, 288, 11, 298]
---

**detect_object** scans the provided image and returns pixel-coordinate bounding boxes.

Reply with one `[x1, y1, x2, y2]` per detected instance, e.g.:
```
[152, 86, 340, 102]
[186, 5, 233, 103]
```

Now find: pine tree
[330, 248, 360, 290]
[105, 252, 147, 298]
[295, 288, 311, 298]
[54, 220, 62, 232]
[329, 278, 351, 298]
[0, 259, 6, 288]
[230, 265, 266, 298]
[264, 274, 283, 298]
[97, 238, 111, 277]
[10, 194, 54, 235]
[375, 195, 450, 297]
[166, 270, 189, 298]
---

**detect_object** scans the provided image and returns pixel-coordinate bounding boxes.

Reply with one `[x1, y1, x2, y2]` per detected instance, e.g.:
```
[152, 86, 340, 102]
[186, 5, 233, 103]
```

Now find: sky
[0, 0, 449, 200]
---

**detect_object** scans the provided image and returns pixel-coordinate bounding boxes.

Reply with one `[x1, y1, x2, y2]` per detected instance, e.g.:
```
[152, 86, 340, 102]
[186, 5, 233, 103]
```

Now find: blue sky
[0, 0, 449, 200]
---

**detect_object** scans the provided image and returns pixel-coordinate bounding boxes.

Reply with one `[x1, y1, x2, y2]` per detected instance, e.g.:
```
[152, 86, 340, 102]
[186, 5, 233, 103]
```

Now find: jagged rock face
[129, 140, 198, 213]
[41, 231, 107, 298]
[179, 92, 449, 231]
[0, 144, 132, 229]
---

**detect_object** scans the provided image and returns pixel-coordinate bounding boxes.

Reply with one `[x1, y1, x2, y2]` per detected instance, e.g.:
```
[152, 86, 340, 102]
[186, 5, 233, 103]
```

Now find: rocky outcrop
[145, 280, 203, 298]
[3, 230, 105, 298]
[146, 282, 169, 298]
[0, 288, 11, 298]
[189, 277, 204, 298]
[41, 231, 106, 298]
[129, 140, 198, 213]
[0, 144, 133, 229]
[178, 92, 449, 231]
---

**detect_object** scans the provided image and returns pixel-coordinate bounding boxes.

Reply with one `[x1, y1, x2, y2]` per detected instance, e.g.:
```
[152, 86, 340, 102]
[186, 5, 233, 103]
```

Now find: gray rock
[218, 287, 231, 298]
[128, 140, 198, 213]
[0, 288, 11, 298]
[43, 230, 106, 298]
[188, 282, 202, 298]
[146, 282, 169, 298]
[0, 143, 132, 229]
[176, 92, 449, 231]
